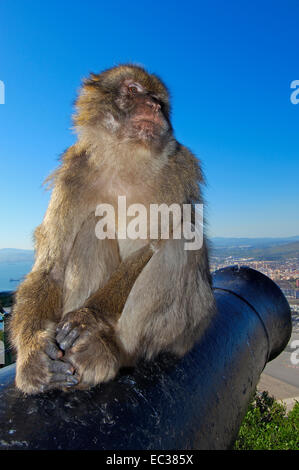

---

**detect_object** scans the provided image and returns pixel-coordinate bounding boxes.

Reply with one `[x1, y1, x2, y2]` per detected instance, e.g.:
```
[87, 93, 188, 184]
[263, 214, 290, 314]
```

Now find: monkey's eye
[128, 86, 138, 95]
[127, 82, 144, 95]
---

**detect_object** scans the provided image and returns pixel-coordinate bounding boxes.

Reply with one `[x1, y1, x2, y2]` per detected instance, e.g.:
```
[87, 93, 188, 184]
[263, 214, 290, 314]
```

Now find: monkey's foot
[56, 308, 120, 390]
[15, 335, 79, 394]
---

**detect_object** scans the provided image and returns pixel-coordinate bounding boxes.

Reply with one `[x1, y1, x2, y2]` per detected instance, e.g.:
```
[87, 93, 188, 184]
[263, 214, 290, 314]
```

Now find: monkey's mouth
[130, 120, 162, 140]
[131, 108, 164, 125]
[131, 113, 165, 136]
[133, 119, 158, 128]
[132, 116, 163, 125]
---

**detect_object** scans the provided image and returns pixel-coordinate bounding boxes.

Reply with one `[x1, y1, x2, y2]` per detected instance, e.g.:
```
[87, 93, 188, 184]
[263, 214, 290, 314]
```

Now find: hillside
[211, 239, 299, 260]
[211, 236, 299, 248]
[0, 249, 34, 264]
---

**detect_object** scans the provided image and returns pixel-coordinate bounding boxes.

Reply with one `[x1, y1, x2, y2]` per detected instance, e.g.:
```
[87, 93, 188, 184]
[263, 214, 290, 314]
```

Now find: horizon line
[1, 234, 299, 251]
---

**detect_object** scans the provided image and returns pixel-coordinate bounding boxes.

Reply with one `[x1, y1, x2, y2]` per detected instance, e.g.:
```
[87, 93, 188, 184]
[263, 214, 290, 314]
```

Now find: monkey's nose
[146, 100, 161, 112]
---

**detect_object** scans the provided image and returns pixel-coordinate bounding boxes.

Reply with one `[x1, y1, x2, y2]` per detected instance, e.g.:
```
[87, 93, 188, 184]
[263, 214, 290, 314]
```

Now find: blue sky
[0, 0, 298, 249]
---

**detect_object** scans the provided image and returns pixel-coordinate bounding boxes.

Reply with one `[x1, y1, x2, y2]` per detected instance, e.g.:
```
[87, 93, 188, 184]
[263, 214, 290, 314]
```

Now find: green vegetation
[234, 391, 299, 450]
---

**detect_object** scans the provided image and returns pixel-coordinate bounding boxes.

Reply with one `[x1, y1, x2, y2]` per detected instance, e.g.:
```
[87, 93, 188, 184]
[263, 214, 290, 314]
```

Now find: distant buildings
[211, 256, 299, 308]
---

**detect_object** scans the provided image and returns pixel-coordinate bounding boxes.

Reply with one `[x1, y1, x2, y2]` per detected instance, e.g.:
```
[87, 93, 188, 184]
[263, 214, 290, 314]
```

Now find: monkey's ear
[82, 73, 101, 90]
[89, 73, 101, 82]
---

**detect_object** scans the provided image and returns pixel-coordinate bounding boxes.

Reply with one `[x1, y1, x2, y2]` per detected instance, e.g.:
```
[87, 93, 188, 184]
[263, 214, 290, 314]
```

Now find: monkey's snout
[132, 102, 164, 126]
[145, 99, 161, 113]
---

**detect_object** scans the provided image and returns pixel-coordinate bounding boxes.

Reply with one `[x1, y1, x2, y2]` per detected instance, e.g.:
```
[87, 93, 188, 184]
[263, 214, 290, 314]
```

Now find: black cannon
[0, 266, 292, 450]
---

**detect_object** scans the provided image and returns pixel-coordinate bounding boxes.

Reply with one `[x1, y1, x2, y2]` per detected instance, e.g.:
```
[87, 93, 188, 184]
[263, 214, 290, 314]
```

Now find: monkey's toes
[42, 338, 80, 389]
[49, 358, 74, 376]
[42, 359, 79, 391]
[44, 340, 64, 360]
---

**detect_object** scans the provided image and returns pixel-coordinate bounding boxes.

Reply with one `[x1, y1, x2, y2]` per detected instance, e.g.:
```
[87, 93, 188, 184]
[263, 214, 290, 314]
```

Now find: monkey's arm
[86, 243, 155, 323]
[55, 244, 155, 389]
[56, 243, 154, 346]
[117, 237, 216, 360]
[9, 178, 95, 394]
[9, 271, 78, 394]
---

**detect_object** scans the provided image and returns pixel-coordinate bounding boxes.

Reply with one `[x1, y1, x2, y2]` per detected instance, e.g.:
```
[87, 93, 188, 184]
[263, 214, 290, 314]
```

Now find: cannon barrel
[0, 266, 292, 450]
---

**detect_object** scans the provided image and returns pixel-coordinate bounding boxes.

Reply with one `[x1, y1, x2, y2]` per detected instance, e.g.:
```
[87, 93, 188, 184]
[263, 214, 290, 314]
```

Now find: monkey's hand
[15, 331, 79, 394]
[55, 308, 120, 390]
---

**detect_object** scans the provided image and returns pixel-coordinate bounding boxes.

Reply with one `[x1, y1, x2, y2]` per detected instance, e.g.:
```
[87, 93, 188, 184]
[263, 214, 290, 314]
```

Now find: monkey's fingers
[56, 326, 81, 351]
[56, 309, 97, 352]
[44, 341, 64, 360]
[56, 322, 71, 341]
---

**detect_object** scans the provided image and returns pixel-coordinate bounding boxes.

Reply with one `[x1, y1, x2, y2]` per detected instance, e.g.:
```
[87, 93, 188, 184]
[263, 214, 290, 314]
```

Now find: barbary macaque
[10, 64, 216, 394]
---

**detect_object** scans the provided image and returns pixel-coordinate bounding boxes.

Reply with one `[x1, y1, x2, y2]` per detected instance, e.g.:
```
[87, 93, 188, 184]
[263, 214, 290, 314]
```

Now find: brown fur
[85, 244, 155, 322]
[10, 64, 216, 394]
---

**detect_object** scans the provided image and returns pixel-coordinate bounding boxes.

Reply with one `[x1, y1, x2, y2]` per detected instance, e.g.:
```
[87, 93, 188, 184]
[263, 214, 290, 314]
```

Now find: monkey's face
[115, 79, 171, 145]
[75, 65, 173, 150]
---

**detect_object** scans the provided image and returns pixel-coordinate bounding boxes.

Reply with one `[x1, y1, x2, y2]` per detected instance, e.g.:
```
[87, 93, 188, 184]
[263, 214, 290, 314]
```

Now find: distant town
[210, 238, 299, 333]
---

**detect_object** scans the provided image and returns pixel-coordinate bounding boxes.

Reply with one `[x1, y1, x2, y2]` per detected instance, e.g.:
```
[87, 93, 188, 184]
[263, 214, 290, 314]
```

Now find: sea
[0, 262, 33, 292]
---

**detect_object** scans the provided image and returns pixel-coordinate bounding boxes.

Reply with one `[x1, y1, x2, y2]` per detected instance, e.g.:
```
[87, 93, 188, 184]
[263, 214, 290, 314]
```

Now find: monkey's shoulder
[45, 144, 92, 192]
[168, 142, 204, 185]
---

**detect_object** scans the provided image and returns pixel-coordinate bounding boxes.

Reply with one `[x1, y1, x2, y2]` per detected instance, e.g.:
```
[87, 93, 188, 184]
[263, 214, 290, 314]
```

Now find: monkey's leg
[55, 244, 155, 389]
[9, 271, 78, 394]
[117, 237, 216, 360]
